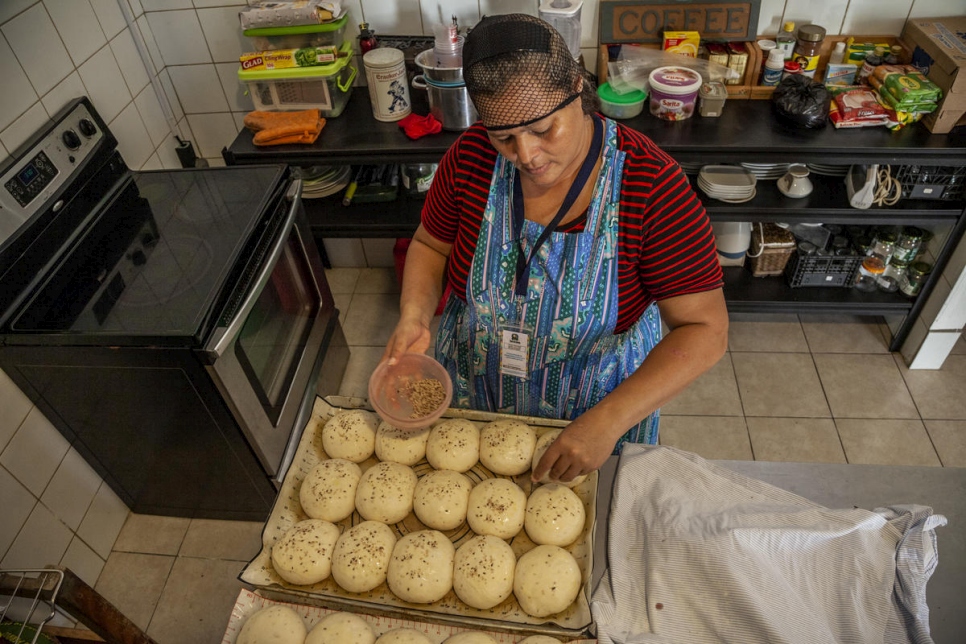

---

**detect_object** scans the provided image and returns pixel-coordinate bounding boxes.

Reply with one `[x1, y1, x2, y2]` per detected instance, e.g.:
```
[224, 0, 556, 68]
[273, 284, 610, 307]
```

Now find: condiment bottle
[782, 60, 803, 80]
[776, 21, 796, 61]
[762, 48, 785, 86]
[885, 44, 903, 65]
[829, 41, 846, 65]
[857, 46, 886, 83]
[793, 24, 826, 78]
[854, 255, 886, 292]
[358, 22, 378, 54]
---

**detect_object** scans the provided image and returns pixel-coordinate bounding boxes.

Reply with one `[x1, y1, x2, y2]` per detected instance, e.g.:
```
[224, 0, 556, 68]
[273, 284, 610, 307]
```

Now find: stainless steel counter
[592, 456, 966, 642]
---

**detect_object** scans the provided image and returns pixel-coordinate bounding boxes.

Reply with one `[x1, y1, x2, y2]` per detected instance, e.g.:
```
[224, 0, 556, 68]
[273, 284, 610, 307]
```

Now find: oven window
[235, 231, 318, 423]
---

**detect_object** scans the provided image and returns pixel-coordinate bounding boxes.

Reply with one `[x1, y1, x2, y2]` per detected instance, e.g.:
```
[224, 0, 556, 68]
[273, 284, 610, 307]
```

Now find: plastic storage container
[369, 353, 453, 430]
[648, 67, 702, 121]
[243, 12, 349, 51]
[597, 82, 646, 119]
[238, 40, 356, 115]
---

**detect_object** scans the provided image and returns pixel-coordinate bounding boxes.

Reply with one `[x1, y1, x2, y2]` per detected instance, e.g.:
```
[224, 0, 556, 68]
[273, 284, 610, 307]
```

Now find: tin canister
[363, 47, 411, 122]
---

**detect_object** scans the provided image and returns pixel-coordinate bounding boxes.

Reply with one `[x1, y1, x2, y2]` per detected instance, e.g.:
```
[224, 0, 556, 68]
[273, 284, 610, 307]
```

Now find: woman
[384, 14, 728, 483]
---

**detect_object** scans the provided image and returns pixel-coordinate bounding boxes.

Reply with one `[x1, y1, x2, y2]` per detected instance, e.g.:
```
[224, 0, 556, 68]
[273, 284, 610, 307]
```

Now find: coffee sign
[599, 0, 761, 43]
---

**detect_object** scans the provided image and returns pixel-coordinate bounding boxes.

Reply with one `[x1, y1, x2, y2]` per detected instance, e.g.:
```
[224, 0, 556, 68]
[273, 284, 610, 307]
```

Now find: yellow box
[663, 31, 700, 58]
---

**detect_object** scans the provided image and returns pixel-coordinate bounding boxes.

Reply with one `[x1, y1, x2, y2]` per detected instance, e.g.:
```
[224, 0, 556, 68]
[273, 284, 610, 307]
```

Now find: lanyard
[512, 115, 603, 297]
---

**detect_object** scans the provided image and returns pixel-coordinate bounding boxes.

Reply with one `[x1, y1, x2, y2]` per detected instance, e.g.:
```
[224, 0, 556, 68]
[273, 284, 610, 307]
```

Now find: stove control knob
[62, 129, 81, 150]
[78, 118, 97, 137]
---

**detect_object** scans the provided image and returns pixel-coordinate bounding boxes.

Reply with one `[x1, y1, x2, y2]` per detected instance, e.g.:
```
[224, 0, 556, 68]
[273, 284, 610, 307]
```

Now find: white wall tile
[934, 265, 966, 330]
[194, 0, 247, 7]
[341, 0, 364, 45]
[147, 9, 211, 65]
[156, 134, 183, 168]
[0, 465, 35, 560]
[577, 0, 598, 48]
[140, 151, 163, 169]
[360, 0, 423, 35]
[909, 0, 961, 19]
[757, 0, 788, 36]
[842, 0, 914, 36]
[60, 536, 105, 587]
[0, 406, 69, 497]
[159, 69, 184, 121]
[40, 447, 101, 531]
[232, 111, 246, 130]
[77, 482, 130, 559]
[169, 64, 229, 113]
[136, 14, 163, 74]
[0, 502, 72, 569]
[2, 3, 73, 95]
[111, 29, 151, 96]
[41, 71, 89, 118]
[45, 0, 107, 66]
[78, 44, 131, 122]
[184, 111, 237, 157]
[90, 0, 128, 39]
[0, 0, 36, 25]
[782, 0, 849, 36]
[580, 47, 597, 75]
[198, 6, 248, 62]
[909, 330, 960, 369]
[128, 0, 144, 18]
[215, 61, 252, 112]
[0, 370, 32, 452]
[323, 238, 367, 267]
[482, 0, 539, 18]
[142, 0, 192, 9]
[419, 0, 479, 38]
[0, 102, 51, 154]
[0, 36, 38, 132]
[111, 101, 155, 169]
[362, 238, 396, 267]
[135, 84, 172, 146]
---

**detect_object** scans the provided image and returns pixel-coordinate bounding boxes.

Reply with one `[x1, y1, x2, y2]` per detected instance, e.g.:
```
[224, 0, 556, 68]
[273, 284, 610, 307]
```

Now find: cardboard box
[900, 16, 966, 133]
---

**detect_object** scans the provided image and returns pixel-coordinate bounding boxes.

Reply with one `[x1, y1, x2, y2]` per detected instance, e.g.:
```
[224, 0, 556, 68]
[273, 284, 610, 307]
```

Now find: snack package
[834, 87, 889, 121]
[663, 31, 700, 57]
[240, 45, 339, 70]
[869, 64, 943, 106]
[844, 38, 892, 66]
[824, 63, 858, 87]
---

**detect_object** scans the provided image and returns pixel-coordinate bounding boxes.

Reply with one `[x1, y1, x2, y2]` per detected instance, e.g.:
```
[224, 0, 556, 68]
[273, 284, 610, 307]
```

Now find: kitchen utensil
[411, 75, 478, 131]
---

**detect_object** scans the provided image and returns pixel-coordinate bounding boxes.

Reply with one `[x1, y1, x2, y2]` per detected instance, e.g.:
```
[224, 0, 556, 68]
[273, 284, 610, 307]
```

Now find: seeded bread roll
[374, 628, 432, 644]
[466, 478, 526, 540]
[452, 534, 515, 610]
[513, 545, 582, 618]
[331, 521, 397, 593]
[305, 611, 376, 644]
[530, 429, 587, 488]
[386, 530, 456, 603]
[270, 519, 340, 586]
[442, 633, 499, 643]
[236, 605, 306, 644]
[524, 483, 586, 547]
[300, 458, 362, 522]
[355, 461, 418, 524]
[322, 410, 378, 463]
[374, 421, 431, 466]
[426, 419, 480, 473]
[479, 420, 536, 476]
[413, 469, 473, 531]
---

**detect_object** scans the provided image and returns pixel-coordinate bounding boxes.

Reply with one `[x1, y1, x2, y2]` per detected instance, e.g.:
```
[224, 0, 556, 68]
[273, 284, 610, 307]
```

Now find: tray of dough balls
[240, 396, 598, 639]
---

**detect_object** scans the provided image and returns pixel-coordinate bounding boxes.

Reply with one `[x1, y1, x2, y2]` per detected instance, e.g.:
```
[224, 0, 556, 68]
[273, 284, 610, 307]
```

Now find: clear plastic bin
[238, 40, 356, 116]
[243, 12, 349, 51]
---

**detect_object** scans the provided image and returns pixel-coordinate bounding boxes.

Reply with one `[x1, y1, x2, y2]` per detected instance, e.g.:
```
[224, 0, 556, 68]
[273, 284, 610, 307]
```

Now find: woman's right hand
[382, 315, 432, 365]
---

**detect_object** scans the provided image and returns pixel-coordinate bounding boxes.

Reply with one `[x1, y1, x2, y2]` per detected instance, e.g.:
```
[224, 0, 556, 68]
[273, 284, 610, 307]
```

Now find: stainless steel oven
[0, 98, 348, 519]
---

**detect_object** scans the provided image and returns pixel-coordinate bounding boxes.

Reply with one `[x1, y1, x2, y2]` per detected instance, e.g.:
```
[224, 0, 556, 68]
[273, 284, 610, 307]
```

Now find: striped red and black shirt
[422, 120, 723, 334]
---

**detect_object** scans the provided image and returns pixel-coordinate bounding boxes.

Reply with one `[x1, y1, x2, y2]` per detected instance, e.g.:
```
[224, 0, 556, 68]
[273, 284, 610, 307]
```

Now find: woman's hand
[383, 316, 432, 364]
[531, 416, 615, 483]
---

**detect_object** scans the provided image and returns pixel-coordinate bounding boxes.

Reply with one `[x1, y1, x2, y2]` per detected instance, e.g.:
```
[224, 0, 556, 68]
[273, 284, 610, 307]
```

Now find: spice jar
[878, 257, 907, 293]
[870, 230, 897, 261]
[793, 24, 826, 78]
[893, 226, 925, 263]
[854, 255, 886, 292]
[899, 261, 932, 297]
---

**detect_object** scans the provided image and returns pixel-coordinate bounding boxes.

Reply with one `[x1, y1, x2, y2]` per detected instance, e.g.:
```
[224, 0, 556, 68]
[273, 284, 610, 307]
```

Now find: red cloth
[398, 113, 442, 139]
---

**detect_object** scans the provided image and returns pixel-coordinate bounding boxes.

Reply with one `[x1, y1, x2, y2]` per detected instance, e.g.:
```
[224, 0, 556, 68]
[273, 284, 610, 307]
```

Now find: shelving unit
[224, 93, 966, 351]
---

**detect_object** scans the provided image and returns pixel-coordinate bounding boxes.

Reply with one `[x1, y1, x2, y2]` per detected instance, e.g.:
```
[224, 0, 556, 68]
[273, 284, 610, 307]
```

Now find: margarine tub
[648, 66, 702, 121]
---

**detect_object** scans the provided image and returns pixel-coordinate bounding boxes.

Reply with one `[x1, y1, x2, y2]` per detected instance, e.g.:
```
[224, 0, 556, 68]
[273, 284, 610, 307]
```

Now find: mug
[778, 163, 813, 198]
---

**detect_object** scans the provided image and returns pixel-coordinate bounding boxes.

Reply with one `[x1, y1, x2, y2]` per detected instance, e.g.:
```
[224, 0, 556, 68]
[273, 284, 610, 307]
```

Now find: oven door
[204, 178, 334, 483]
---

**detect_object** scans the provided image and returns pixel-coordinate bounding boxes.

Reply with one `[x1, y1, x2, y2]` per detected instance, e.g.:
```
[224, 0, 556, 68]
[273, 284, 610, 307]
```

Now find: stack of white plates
[807, 163, 849, 177]
[740, 162, 788, 180]
[301, 165, 352, 199]
[678, 162, 704, 175]
[697, 165, 757, 203]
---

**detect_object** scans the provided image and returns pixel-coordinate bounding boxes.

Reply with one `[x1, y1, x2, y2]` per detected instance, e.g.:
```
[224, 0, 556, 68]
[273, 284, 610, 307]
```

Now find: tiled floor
[89, 267, 966, 643]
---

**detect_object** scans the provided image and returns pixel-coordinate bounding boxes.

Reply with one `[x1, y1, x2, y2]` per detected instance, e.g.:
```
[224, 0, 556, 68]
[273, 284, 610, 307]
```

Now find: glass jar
[793, 24, 826, 78]
[878, 257, 907, 293]
[854, 234, 874, 256]
[899, 261, 932, 297]
[854, 255, 886, 292]
[401, 163, 438, 197]
[893, 226, 925, 263]
[870, 230, 898, 261]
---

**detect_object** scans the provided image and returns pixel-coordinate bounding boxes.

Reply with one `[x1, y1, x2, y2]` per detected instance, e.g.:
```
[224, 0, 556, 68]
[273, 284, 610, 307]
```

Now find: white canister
[363, 48, 411, 122]
[712, 222, 752, 266]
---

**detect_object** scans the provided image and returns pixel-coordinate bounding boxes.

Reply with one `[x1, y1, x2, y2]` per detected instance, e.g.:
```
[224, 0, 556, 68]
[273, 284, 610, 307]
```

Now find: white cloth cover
[590, 445, 946, 644]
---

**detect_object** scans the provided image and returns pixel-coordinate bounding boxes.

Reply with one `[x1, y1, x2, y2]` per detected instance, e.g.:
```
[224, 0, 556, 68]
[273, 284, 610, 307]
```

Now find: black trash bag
[772, 75, 830, 129]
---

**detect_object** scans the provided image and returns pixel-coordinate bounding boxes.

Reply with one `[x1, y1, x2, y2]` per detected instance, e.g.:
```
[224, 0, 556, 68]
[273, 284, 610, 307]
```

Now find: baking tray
[239, 396, 598, 639]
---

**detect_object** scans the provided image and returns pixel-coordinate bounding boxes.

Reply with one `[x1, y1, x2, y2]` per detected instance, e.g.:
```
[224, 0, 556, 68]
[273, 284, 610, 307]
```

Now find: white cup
[778, 163, 813, 198]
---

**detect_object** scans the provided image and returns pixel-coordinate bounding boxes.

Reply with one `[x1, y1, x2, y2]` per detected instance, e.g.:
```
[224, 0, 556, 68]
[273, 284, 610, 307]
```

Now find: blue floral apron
[436, 118, 662, 450]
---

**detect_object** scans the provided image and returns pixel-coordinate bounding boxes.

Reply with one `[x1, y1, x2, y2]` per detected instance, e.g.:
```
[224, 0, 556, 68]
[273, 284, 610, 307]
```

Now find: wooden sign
[599, 0, 761, 44]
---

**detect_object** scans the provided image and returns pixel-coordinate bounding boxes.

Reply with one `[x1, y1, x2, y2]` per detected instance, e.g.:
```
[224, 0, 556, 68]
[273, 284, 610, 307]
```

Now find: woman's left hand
[531, 416, 614, 483]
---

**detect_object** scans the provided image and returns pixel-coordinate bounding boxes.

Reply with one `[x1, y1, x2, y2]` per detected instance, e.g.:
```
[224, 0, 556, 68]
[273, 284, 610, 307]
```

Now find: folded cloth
[397, 112, 442, 139]
[244, 109, 325, 146]
[591, 445, 947, 644]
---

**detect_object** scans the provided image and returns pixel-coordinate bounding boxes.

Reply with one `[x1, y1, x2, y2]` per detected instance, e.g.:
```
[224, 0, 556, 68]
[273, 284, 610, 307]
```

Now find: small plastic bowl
[368, 353, 453, 430]
[597, 81, 647, 120]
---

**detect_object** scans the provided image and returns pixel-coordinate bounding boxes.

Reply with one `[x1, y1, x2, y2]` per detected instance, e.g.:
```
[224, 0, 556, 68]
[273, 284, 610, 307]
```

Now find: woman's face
[485, 99, 590, 189]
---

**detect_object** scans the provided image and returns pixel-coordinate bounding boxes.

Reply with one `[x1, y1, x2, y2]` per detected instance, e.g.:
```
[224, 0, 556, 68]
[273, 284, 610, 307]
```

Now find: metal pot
[414, 49, 464, 85]
[411, 75, 478, 131]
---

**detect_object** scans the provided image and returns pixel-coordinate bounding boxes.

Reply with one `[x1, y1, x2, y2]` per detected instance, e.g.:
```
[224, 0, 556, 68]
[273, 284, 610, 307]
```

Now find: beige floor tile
[324, 268, 360, 294]
[924, 420, 966, 467]
[113, 514, 189, 556]
[179, 519, 263, 561]
[896, 354, 966, 420]
[662, 354, 743, 416]
[147, 557, 248, 644]
[746, 417, 847, 463]
[338, 346, 384, 398]
[813, 354, 919, 419]
[342, 293, 400, 346]
[94, 552, 174, 631]
[727, 313, 808, 352]
[333, 292, 351, 326]
[355, 267, 400, 293]
[950, 333, 966, 355]
[835, 419, 941, 466]
[658, 416, 752, 460]
[799, 314, 890, 353]
[731, 352, 830, 417]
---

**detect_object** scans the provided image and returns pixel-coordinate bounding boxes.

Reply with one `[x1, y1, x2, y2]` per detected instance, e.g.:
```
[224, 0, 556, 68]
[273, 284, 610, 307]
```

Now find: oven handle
[207, 178, 303, 359]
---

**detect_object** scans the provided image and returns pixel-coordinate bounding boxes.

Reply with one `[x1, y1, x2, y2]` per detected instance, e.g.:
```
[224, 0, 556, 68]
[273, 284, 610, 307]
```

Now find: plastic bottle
[776, 21, 796, 61]
[829, 41, 846, 65]
[857, 46, 886, 83]
[762, 48, 785, 86]
[358, 22, 378, 54]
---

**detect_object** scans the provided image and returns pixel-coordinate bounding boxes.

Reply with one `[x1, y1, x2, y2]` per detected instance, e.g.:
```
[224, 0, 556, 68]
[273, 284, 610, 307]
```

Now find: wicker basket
[747, 223, 796, 276]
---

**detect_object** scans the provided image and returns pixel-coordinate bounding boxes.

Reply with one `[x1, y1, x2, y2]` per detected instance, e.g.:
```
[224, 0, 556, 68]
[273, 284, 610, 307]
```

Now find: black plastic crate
[785, 252, 863, 288]
[894, 165, 965, 201]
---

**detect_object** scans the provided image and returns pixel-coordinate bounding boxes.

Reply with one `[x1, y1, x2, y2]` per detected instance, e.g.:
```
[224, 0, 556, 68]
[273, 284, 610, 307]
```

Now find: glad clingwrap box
[240, 45, 339, 71]
[663, 31, 700, 57]
[900, 16, 966, 133]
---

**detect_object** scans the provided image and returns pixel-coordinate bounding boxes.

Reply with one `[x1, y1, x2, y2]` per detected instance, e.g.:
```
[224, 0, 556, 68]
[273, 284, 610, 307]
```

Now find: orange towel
[244, 109, 325, 146]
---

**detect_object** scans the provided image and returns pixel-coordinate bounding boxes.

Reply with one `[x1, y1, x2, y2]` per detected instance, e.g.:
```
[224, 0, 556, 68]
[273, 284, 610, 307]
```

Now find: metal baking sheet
[240, 396, 598, 639]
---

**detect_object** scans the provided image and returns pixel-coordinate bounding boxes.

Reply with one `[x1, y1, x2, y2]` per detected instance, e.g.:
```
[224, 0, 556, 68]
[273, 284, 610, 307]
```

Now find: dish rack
[0, 569, 63, 644]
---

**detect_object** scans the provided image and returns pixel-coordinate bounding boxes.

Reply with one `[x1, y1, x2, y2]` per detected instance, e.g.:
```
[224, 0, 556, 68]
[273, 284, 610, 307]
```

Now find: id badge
[500, 327, 530, 379]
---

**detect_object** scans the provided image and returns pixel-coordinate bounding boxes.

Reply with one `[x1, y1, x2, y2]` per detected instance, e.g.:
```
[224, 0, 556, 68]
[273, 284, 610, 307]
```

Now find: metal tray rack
[0, 568, 62, 644]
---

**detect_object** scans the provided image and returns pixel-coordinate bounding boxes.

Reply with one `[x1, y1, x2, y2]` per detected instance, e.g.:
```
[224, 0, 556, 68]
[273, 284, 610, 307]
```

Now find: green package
[870, 65, 943, 104]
